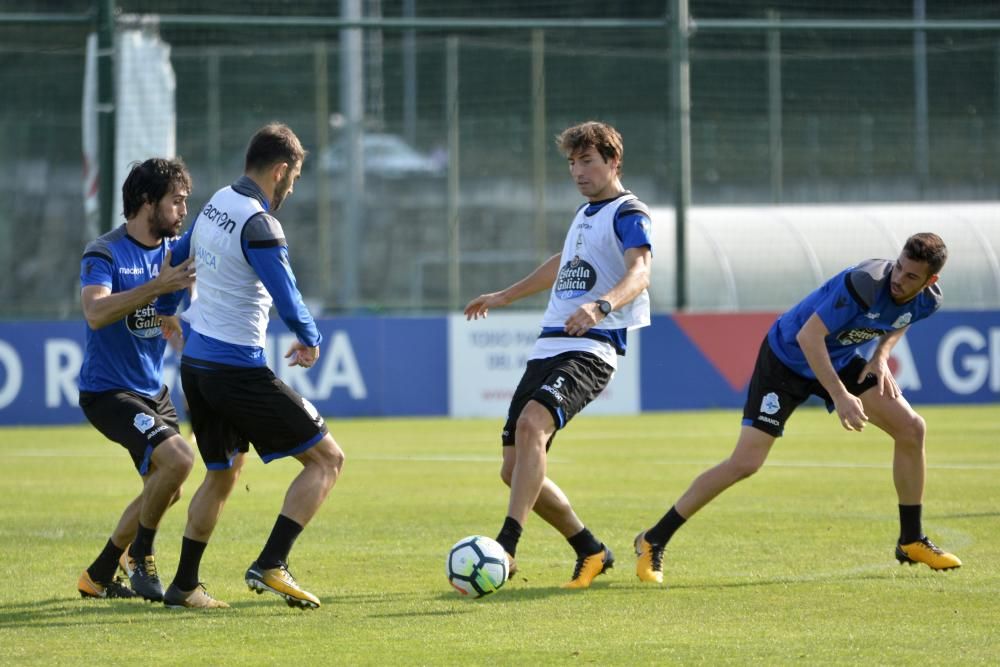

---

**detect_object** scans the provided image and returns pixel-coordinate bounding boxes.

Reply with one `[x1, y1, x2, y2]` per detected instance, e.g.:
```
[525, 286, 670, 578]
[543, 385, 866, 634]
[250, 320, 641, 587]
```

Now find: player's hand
[859, 359, 900, 400]
[156, 249, 196, 293]
[159, 314, 185, 353]
[464, 292, 509, 320]
[562, 302, 603, 336]
[833, 393, 868, 432]
[285, 340, 319, 368]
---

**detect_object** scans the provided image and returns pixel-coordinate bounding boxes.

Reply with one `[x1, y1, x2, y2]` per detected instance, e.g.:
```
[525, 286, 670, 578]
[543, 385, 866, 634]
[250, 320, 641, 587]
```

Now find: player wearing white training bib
[155, 123, 346, 611]
[464, 121, 652, 590]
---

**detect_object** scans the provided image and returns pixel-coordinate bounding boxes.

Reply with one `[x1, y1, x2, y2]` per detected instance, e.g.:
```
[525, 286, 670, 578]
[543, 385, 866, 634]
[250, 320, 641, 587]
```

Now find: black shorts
[502, 351, 614, 449]
[79, 386, 179, 475]
[181, 362, 328, 470]
[742, 337, 878, 437]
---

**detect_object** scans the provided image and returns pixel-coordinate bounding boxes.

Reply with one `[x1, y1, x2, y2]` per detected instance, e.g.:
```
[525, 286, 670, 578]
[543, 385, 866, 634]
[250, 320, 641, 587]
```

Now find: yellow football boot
[633, 531, 665, 584]
[245, 561, 321, 609]
[561, 546, 614, 589]
[895, 537, 961, 570]
[163, 583, 230, 609]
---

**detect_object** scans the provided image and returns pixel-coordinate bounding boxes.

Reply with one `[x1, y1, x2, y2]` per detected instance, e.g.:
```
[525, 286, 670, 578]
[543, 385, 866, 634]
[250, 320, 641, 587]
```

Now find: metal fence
[2, 1, 999, 318]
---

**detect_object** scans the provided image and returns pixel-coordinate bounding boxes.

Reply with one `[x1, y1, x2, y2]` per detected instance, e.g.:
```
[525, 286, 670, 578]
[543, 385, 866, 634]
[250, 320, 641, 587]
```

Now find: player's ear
[273, 161, 289, 183]
[925, 274, 939, 287]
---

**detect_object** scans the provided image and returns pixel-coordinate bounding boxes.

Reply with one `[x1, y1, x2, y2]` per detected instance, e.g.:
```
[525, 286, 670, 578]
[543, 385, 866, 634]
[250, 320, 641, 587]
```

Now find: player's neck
[124, 216, 159, 248]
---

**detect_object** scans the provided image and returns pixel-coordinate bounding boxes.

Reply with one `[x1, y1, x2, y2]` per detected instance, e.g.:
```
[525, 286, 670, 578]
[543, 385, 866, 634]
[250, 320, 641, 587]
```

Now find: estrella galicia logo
[133, 413, 155, 433]
[761, 392, 781, 415]
[127, 302, 163, 339]
[554, 256, 597, 299]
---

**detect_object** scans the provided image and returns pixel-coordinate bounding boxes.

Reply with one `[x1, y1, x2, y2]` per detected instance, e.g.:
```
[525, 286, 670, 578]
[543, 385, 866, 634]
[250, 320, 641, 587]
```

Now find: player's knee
[897, 413, 926, 448]
[158, 437, 195, 480]
[726, 456, 763, 481]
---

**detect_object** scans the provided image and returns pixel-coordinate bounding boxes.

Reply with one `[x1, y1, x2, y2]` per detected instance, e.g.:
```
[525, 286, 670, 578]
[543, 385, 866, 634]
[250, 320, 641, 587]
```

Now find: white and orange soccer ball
[446, 535, 509, 598]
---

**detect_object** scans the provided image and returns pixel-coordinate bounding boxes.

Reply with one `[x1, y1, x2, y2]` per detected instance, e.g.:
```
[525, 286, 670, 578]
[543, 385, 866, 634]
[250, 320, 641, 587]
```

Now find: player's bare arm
[796, 312, 868, 431]
[82, 249, 196, 330]
[464, 253, 561, 320]
[563, 245, 651, 336]
[860, 325, 908, 399]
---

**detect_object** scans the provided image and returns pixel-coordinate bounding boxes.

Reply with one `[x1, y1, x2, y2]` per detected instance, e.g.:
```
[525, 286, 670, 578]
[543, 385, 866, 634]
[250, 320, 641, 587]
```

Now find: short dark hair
[245, 122, 307, 172]
[556, 121, 624, 175]
[121, 157, 192, 220]
[903, 232, 948, 275]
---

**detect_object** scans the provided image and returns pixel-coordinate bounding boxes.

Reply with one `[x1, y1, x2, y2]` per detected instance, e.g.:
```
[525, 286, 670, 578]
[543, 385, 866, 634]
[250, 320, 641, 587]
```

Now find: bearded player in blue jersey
[633, 233, 961, 584]
[77, 158, 197, 601]
[156, 123, 345, 609]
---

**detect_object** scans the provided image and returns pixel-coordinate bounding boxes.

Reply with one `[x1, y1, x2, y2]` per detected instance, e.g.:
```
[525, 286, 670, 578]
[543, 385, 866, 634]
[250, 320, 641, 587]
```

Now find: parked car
[319, 133, 445, 179]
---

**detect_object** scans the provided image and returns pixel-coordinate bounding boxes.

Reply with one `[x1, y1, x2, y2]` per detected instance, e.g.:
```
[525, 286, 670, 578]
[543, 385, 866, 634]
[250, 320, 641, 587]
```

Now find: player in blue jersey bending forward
[633, 233, 961, 584]
[77, 158, 197, 602]
[157, 123, 345, 609]
[465, 121, 653, 589]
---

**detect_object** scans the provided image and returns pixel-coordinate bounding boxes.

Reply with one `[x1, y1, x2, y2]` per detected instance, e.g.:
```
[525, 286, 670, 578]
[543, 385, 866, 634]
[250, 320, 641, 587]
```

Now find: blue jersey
[767, 258, 942, 379]
[79, 225, 177, 396]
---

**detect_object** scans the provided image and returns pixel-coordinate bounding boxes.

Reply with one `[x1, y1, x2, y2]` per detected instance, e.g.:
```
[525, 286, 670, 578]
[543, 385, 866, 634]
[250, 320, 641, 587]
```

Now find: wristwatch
[595, 299, 612, 316]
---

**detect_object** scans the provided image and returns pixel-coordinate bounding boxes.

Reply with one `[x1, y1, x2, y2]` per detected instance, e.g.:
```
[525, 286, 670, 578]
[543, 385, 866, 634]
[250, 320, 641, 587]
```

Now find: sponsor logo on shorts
[540, 384, 565, 403]
[301, 397, 324, 427]
[145, 424, 168, 440]
[757, 415, 781, 427]
[761, 392, 780, 415]
[133, 413, 155, 433]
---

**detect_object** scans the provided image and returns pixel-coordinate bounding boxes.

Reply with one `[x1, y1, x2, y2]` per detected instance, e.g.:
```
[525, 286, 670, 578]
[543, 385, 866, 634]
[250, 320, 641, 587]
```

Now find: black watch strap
[595, 299, 612, 316]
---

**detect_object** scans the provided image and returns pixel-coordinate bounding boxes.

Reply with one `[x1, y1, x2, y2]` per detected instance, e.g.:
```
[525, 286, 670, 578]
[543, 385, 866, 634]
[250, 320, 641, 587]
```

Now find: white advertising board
[449, 312, 641, 418]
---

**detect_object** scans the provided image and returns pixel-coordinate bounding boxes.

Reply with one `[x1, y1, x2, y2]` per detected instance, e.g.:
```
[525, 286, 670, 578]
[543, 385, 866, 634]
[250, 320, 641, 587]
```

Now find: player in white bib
[157, 124, 345, 609]
[464, 121, 653, 589]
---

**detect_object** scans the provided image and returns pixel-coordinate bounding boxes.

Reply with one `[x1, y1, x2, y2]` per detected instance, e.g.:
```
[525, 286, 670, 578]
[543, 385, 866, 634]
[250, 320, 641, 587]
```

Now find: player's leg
[78, 494, 141, 599]
[861, 389, 960, 570]
[163, 455, 245, 609]
[244, 434, 344, 610]
[636, 338, 794, 583]
[122, 433, 194, 600]
[507, 400, 555, 529]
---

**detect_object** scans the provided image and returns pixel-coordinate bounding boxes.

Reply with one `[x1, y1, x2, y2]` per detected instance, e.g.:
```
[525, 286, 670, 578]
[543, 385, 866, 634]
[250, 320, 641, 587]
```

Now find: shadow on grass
[0, 595, 341, 629]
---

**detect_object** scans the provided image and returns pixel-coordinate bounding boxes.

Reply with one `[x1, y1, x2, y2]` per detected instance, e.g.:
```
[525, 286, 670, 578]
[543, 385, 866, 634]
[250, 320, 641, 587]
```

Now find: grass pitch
[1, 405, 998, 665]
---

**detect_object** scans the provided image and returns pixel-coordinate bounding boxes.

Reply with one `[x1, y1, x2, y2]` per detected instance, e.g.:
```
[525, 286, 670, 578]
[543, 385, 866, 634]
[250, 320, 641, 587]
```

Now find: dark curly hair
[121, 157, 192, 220]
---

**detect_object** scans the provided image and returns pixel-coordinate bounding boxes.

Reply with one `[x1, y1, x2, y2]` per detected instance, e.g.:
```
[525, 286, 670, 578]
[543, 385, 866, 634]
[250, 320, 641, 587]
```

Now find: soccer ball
[446, 535, 509, 598]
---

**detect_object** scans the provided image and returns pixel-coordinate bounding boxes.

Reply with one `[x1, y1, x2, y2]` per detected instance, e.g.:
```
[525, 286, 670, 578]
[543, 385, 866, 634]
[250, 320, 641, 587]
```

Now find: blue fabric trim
[138, 444, 154, 476]
[260, 431, 325, 464]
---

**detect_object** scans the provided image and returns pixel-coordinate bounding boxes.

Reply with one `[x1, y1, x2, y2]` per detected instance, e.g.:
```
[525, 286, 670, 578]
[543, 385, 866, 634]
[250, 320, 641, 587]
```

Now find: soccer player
[158, 123, 345, 609]
[77, 158, 197, 601]
[633, 233, 961, 584]
[464, 121, 653, 588]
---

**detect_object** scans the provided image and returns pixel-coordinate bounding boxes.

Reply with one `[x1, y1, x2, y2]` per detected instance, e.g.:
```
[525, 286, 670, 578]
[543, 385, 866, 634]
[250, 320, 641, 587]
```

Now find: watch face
[598, 300, 611, 315]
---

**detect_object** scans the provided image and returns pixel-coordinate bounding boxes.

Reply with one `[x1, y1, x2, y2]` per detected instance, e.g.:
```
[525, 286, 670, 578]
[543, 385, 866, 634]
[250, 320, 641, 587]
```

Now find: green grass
[1, 405, 998, 665]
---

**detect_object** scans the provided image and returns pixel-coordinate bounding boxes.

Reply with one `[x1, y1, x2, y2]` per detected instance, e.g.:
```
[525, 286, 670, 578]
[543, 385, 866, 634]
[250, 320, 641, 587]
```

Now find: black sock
[898, 504, 923, 544]
[172, 537, 208, 592]
[256, 514, 304, 569]
[496, 516, 523, 557]
[87, 539, 126, 584]
[567, 528, 603, 558]
[646, 506, 687, 547]
[131, 522, 157, 560]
